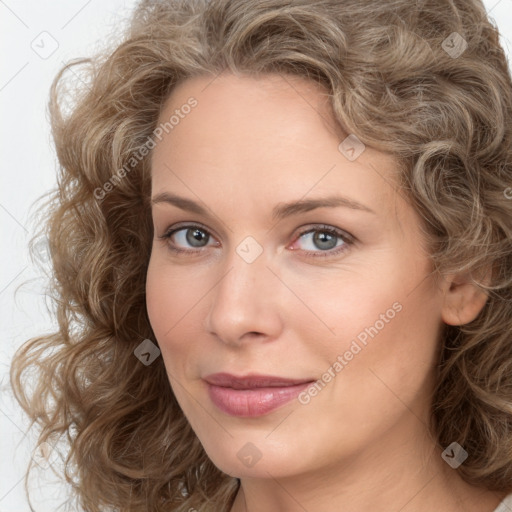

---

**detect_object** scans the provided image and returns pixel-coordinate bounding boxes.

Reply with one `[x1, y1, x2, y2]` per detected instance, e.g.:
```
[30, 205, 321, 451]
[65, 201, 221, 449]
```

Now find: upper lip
[203, 372, 314, 389]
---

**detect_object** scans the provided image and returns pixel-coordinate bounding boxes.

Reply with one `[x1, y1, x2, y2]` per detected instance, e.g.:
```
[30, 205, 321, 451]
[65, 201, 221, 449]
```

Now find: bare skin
[145, 72, 505, 512]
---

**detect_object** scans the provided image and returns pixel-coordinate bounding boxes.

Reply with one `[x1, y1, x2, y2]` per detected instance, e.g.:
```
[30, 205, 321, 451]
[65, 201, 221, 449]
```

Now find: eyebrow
[151, 191, 376, 220]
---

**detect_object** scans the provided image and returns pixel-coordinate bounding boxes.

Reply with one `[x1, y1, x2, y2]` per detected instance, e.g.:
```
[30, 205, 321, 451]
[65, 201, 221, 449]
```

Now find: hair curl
[10, 0, 512, 510]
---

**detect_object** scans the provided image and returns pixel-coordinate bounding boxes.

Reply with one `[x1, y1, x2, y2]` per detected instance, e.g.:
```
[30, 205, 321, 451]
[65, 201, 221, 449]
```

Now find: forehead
[154, 72, 342, 160]
[163, 72, 336, 125]
[150, 72, 401, 220]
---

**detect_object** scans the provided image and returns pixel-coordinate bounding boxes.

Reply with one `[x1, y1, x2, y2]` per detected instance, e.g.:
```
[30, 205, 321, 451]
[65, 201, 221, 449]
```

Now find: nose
[204, 245, 284, 347]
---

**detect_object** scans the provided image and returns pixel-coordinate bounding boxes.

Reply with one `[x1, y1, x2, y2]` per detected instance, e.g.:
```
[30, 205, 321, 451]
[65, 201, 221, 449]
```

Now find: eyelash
[158, 223, 355, 258]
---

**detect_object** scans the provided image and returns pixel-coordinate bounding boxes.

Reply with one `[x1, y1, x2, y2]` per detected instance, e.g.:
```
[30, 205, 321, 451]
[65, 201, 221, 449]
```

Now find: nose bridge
[206, 241, 282, 343]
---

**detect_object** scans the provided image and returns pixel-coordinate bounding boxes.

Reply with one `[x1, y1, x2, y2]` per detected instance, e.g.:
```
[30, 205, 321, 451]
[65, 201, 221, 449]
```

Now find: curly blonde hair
[11, 0, 512, 510]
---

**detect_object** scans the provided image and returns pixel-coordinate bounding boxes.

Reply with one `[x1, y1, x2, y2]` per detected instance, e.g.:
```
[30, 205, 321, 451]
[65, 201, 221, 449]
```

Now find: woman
[11, 0, 512, 510]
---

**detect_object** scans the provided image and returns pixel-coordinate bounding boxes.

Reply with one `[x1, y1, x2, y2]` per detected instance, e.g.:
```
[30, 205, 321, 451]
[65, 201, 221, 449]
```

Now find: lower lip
[206, 381, 313, 417]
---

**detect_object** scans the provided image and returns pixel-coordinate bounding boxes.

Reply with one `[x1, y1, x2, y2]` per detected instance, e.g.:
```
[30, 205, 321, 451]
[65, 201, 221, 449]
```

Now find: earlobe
[440, 275, 490, 326]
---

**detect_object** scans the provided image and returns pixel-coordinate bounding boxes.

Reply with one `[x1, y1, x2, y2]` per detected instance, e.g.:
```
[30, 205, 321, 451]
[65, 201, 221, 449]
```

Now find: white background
[1, 1, 511, 510]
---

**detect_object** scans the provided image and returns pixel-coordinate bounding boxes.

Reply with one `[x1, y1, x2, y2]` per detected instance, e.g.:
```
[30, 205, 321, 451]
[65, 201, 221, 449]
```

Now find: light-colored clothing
[493, 493, 512, 512]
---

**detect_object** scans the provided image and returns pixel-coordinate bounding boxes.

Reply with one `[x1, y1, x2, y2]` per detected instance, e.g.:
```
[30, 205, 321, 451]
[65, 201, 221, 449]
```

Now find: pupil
[313, 231, 337, 250]
[186, 228, 208, 247]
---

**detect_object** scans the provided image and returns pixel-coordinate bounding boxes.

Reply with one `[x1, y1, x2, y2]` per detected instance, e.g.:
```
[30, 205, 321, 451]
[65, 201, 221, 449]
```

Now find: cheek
[146, 255, 202, 334]
[297, 262, 443, 409]
[145, 255, 212, 375]
[325, 281, 443, 423]
[287, 289, 443, 456]
[146, 258, 186, 365]
[145, 260, 192, 411]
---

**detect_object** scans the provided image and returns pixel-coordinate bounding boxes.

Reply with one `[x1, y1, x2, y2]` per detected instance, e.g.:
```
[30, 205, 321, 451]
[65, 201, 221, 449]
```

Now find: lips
[203, 372, 315, 417]
[204, 372, 313, 389]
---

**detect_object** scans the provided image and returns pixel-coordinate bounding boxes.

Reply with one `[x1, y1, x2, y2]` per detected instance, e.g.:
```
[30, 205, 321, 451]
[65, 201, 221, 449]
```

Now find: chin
[197, 434, 313, 480]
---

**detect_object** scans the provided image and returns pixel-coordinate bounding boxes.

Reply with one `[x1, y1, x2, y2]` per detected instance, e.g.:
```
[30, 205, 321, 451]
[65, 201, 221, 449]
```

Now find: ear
[440, 271, 490, 326]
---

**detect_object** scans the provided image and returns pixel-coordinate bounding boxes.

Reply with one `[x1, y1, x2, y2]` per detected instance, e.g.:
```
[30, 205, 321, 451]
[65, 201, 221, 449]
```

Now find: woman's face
[146, 72, 448, 479]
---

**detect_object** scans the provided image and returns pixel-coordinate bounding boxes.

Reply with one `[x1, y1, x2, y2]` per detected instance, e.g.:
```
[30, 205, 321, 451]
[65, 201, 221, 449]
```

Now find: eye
[158, 223, 354, 258]
[159, 224, 220, 254]
[289, 225, 354, 257]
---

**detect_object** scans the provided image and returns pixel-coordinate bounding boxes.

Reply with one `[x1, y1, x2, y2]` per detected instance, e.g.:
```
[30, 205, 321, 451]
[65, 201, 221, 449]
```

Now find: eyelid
[159, 221, 219, 241]
[158, 222, 220, 255]
[289, 224, 355, 256]
[294, 224, 355, 243]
